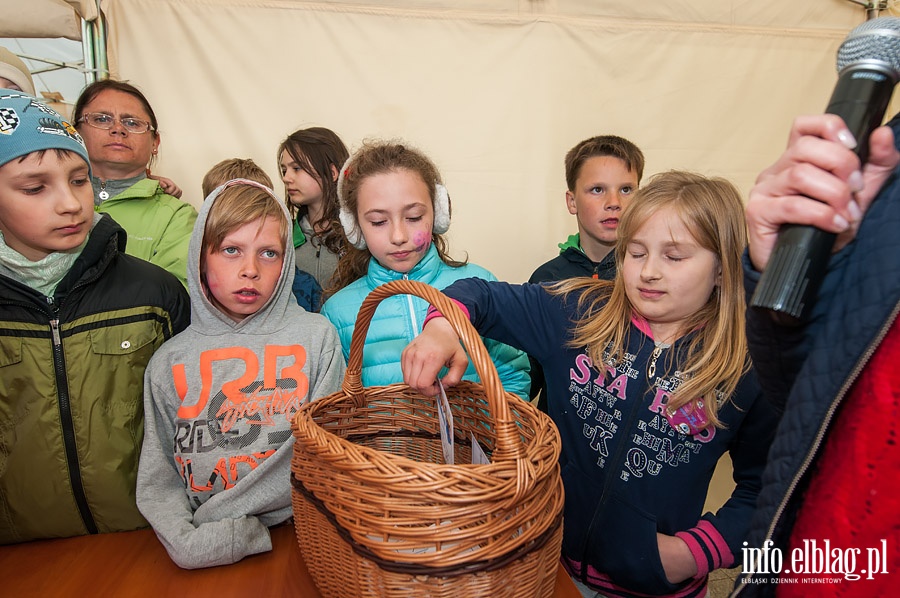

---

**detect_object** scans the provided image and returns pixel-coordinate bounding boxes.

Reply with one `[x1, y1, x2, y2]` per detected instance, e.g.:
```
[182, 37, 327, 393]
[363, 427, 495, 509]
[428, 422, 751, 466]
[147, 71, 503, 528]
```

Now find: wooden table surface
[0, 525, 580, 597]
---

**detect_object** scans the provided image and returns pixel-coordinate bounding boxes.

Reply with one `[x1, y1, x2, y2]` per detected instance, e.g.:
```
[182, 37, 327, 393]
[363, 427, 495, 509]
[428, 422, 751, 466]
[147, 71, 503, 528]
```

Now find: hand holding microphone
[750, 17, 900, 324]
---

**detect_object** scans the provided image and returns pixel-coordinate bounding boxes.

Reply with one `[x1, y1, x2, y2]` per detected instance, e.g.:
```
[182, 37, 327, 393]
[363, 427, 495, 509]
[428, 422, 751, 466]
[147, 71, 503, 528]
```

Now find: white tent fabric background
[102, 0, 885, 282]
[4, 0, 894, 282]
[0, 0, 95, 40]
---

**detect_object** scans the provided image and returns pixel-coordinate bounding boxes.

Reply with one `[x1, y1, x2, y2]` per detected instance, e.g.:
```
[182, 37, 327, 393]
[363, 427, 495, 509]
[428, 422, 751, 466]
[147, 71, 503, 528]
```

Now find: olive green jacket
[0, 215, 189, 544]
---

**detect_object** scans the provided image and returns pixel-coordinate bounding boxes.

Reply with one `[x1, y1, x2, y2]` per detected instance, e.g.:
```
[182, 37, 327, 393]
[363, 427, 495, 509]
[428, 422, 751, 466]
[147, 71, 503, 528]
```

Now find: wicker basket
[290, 279, 564, 598]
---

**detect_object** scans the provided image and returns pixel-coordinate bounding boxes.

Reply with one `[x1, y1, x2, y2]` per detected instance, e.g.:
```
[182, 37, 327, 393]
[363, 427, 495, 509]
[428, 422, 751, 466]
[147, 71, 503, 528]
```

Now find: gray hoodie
[137, 180, 345, 569]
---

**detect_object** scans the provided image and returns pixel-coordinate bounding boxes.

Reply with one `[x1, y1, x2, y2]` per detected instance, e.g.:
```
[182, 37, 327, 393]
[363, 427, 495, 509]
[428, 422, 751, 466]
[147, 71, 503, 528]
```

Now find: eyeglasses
[78, 113, 155, 134]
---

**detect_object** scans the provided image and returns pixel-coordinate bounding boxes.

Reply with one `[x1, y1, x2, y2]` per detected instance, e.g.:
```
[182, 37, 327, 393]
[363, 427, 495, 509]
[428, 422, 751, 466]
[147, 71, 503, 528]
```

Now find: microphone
[750, 17, 900, 325]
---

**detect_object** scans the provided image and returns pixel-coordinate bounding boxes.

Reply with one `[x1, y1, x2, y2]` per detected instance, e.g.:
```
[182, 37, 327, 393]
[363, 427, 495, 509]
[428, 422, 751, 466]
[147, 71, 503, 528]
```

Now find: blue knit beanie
[0, 88, 90, 173]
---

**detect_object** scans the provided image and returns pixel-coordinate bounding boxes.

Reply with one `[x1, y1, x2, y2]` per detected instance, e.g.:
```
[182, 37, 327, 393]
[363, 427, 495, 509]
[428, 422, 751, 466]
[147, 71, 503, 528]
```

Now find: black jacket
[529, 246, 616, 284]
[528, 247, 617, 408]
[0, 214, 189, 543]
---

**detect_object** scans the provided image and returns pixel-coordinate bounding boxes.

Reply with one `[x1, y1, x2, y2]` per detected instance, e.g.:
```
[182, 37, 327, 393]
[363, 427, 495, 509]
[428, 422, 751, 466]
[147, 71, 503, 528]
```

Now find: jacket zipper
[98, 179, 109, 201]
[47, 296, 98, 534]
[2, 234, 114, 535]
[402, 274, 420, 336]
[647, 345, 664, 379]
[577, 341, 660, 584]
[735, 299, 900, 592]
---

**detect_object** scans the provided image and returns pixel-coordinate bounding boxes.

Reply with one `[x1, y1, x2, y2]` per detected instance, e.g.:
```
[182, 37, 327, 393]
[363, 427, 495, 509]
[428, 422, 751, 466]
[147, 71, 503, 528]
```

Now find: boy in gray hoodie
[137, 178, 345, 569]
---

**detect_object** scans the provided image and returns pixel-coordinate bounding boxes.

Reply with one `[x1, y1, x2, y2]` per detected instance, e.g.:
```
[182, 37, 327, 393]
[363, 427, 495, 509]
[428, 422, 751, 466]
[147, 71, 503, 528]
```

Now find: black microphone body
[751, 18, 900, 325]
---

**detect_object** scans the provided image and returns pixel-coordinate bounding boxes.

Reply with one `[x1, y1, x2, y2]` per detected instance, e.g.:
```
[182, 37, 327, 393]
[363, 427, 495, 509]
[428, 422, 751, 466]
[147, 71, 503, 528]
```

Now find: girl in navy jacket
[402, 171, 778, 598]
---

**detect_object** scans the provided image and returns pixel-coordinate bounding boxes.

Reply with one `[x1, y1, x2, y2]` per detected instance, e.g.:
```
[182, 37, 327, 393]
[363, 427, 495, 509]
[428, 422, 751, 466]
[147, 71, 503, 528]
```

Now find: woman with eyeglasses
[73, 79, 197, 287]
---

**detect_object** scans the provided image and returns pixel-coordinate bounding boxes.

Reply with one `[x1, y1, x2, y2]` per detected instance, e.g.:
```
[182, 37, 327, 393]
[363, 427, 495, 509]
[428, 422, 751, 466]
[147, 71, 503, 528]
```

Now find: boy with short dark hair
[0, 89, 189, 543]
[530, 135, 645, 284]
[528, 135, 644, 408]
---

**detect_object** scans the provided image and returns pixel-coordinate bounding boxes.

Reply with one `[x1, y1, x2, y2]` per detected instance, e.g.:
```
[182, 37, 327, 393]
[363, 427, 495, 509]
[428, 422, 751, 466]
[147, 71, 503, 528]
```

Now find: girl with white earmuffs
[320, 140, 531, 398]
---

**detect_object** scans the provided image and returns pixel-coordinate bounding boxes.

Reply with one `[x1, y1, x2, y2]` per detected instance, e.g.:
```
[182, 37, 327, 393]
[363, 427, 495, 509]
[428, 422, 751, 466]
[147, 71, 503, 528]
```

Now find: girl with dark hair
[278, 126, 349, 289]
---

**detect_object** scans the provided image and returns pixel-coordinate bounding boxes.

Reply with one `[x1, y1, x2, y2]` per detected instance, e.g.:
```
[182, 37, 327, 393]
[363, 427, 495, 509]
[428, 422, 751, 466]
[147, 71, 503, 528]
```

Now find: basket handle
[342, 279, 526, 462]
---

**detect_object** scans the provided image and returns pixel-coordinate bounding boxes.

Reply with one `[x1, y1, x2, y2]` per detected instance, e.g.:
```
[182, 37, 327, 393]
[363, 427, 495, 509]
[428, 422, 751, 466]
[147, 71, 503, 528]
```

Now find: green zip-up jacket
[97, 178, 197, 288]
[0, 215, 190, 544]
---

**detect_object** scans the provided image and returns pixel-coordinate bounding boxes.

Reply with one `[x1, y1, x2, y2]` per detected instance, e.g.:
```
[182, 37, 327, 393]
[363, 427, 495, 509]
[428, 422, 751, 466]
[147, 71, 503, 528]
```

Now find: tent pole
[81, 18, 96, 85]
[81, 0, 109, 83]
[94, 7, 109, 81]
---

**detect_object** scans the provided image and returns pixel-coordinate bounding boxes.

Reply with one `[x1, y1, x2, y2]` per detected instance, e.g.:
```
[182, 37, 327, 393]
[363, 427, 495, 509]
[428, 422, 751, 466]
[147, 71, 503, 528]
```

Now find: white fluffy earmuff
[432, 183, 451, 235]
[336, 158, 366, 249]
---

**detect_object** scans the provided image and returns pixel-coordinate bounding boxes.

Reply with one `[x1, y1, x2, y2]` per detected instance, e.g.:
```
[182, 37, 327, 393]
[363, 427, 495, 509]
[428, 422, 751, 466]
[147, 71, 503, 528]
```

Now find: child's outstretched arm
[403, 278, 569, 397]
[402, 316, 469, 397]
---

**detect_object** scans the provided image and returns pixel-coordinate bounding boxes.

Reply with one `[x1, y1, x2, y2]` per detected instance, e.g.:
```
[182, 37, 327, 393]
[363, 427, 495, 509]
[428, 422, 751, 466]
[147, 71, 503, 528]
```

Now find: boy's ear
[330, 164, 339, 182]
[566, 190, 577, 215]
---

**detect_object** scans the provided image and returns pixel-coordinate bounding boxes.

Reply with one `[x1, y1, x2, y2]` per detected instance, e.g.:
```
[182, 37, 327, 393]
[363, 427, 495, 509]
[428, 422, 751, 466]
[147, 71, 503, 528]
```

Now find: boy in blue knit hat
[0, 89, 190, 544]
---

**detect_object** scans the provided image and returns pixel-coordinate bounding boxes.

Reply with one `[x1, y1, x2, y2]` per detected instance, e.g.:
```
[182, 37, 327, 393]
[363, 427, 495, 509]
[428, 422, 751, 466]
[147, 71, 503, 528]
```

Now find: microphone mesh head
[837, 17, 900, 78]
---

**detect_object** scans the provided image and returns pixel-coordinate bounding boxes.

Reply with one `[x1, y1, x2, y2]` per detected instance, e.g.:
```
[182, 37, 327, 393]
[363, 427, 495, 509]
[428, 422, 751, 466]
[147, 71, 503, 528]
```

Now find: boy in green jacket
[0, 89, 189, 543]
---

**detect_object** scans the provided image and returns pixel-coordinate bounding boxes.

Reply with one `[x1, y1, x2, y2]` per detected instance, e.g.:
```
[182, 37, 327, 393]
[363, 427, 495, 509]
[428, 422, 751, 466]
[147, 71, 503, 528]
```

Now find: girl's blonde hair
[200, 182, 289, 281]
[328, 140, 465, 295]
[555, 170, 749, 428]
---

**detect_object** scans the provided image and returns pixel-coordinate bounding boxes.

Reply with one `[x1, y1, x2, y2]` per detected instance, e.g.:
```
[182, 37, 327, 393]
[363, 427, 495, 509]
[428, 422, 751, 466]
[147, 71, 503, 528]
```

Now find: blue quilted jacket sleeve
[742, 249, 848, 414]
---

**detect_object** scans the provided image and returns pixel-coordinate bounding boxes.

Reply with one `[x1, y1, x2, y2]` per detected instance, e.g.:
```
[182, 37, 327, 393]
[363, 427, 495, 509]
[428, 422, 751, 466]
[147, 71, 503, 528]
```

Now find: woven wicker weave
[291, 279, 564, 597]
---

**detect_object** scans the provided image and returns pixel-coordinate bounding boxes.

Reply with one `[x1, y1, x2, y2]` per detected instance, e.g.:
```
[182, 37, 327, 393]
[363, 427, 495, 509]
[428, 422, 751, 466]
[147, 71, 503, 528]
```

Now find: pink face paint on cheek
[413, 231, 430, 251]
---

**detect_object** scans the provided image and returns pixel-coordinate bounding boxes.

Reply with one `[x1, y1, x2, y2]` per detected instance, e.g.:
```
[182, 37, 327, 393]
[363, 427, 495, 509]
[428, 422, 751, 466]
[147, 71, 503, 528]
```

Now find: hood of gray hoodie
[188, 179, 296, 335]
